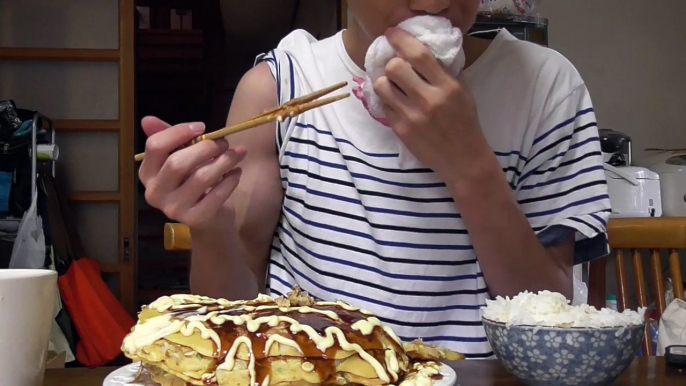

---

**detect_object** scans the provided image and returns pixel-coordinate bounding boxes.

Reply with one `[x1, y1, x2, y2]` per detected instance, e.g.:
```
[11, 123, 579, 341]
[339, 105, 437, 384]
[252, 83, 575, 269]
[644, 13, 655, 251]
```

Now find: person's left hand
[374, 27, 490, 182]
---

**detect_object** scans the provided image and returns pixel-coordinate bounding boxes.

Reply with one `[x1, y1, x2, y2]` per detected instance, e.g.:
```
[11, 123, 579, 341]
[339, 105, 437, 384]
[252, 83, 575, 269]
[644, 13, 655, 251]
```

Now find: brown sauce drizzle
[162, 299, 397, 386]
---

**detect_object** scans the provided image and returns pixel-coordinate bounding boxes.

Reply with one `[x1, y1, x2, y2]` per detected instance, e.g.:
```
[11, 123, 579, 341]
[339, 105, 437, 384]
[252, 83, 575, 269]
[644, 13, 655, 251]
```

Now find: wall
[539, 1, 686, 304]
[539, 0, 686, 162]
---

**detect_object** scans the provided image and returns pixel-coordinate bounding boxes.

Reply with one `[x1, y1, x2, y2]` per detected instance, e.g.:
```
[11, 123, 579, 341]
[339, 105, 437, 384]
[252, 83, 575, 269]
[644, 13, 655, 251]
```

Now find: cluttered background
[0, 0, 684, 369]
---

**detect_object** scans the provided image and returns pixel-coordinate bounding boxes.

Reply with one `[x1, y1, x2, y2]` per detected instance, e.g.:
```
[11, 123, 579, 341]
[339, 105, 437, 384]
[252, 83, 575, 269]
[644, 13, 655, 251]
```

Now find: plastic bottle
[606, 295, 619, 311]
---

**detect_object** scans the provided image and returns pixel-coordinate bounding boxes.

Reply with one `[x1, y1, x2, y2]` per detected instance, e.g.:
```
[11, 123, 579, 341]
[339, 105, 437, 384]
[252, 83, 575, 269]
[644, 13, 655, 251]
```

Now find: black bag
[0, 100, 24, 138]
[0, 145, 32, 218]
[0, 100, 46, 218]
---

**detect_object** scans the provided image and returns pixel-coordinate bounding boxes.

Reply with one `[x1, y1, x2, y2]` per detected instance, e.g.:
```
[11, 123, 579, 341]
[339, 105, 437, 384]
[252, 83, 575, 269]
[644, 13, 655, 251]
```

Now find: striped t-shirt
[257, 29, 611, 358]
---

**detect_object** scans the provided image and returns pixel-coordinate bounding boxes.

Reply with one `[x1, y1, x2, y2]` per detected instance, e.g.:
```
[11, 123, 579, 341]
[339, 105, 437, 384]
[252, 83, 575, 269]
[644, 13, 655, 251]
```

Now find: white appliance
[638, 149, 686, 217]
[604, 164, 662, 218]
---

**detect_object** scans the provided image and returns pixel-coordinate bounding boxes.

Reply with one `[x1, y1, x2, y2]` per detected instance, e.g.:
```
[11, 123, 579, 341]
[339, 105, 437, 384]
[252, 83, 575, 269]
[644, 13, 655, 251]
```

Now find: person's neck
[463, 34, 492, 69]
[342, 19, 373, 71]
[342, 20, 492, 71]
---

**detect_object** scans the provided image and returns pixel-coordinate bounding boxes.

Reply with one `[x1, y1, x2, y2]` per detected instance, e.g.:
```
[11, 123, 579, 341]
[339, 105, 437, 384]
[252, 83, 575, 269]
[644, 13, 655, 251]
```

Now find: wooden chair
[588, 218, 685, 356]
[164, 218, 686, 356]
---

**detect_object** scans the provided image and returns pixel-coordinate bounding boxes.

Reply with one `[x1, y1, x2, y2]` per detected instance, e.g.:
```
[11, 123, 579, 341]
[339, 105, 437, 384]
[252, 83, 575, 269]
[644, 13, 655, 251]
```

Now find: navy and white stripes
[257, 29, 610, 359]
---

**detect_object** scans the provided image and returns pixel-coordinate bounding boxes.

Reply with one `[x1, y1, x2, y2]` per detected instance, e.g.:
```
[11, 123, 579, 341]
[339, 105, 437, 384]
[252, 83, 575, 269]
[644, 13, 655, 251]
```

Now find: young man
[138, 0, 611, 358]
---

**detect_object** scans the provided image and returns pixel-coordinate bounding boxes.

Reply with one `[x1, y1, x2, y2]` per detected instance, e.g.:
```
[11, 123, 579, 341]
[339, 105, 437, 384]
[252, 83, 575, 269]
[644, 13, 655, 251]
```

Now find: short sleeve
[255, 49, 300, 156]
[517, 84, 611, 265]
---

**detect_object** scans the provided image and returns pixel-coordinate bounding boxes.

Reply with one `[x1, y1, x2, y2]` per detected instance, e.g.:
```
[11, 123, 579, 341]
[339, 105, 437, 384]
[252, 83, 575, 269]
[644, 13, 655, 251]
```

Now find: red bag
[44, 172, 134, 368]
[58, 258, 135, 367]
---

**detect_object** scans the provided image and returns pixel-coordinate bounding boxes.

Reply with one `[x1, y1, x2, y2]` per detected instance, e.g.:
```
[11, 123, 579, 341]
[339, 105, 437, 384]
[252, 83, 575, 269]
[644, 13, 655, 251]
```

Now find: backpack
[0, 100, 47, 218]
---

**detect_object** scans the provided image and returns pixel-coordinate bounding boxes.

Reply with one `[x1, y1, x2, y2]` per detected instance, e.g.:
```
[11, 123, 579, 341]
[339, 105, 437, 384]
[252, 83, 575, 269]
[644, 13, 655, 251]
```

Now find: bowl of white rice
[481, 291, 646, 386]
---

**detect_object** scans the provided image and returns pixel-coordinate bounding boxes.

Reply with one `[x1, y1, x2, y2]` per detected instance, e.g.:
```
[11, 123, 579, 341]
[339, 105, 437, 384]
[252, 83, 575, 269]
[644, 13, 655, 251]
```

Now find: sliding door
[0, 0, 137, 314]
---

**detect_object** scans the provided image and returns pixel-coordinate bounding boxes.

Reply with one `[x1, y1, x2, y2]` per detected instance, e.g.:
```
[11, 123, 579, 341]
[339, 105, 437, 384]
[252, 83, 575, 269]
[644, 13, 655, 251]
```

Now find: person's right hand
[138, 116, 247, 230]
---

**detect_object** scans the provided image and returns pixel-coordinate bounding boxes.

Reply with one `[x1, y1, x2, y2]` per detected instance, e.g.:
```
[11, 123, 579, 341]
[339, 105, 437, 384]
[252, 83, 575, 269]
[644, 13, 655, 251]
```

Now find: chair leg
[588, 256, 607, 309]
[670, 250, 684, 301]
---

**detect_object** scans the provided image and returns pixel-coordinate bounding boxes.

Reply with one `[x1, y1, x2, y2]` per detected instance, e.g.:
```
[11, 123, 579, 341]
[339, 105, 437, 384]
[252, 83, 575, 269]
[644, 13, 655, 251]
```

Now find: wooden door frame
[119, 0, 137, 315]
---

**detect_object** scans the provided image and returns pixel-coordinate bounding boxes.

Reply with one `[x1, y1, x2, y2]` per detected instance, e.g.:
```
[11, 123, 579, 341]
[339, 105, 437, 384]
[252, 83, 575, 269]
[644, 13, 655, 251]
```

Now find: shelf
[52, 120, 120, 133]
[138, 46, 204, 60]
[475, 13, 548, 26]
[138, 29, 204, 46]
[138, 288, 189, 300]
[101, 263, 121, 274]
[138, 235, 164, 242]
[137, 61, 205, 75]
[139, 260, 190, 271]
[68, 191, 121, 202]
[0, 48, 120, 62]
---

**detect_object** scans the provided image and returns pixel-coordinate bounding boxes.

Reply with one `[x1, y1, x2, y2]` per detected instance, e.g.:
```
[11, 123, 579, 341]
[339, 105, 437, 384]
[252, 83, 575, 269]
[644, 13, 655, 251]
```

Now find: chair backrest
[589, 218, 686, 356]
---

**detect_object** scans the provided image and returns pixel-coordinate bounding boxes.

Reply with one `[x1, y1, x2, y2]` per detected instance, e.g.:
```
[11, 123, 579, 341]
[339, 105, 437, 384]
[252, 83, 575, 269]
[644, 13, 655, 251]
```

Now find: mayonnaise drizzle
[318, 300, 375, 315]
[352, 316, 403, 347]
[385, 348, 400, 381]
[149, 294, 235, 313]
[124, 293, 406, 384]
[264, 334, 303, 356]
[122, 315, 184, 355]
[216, 336, 256, 385]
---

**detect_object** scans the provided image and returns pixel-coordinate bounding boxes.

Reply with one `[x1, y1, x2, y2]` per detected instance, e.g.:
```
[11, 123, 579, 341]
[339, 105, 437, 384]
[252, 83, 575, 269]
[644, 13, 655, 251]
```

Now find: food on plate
[121, 287, 464, 386]
[482, 290, 646, 328]
[402, 340, 464, 362]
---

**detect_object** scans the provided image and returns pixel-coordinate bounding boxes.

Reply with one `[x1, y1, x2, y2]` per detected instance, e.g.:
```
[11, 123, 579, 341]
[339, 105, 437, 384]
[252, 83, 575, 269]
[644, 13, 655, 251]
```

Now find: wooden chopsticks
[134, 81, 349, 162]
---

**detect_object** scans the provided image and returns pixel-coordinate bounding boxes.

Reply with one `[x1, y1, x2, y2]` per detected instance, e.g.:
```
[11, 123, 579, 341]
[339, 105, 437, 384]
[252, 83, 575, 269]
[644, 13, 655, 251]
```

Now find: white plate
[104, 362, 457, 386]
[436, 363, 457, 386]
[103, 363, 150, 386]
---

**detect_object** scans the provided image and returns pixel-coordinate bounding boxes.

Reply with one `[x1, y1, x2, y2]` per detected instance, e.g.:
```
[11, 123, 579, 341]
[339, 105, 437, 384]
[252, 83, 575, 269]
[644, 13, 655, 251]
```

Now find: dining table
[43, 357, 683, 385]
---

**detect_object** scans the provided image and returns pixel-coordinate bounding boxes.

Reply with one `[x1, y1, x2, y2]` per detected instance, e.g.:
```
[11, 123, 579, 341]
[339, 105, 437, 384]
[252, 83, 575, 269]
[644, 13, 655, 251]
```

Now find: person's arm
[444, 147, 577, 299]
[188, 63, 283, 299]
[375, 29, 610, 300]
[446, 86, 610, 299]
[476, 84, 610, 299]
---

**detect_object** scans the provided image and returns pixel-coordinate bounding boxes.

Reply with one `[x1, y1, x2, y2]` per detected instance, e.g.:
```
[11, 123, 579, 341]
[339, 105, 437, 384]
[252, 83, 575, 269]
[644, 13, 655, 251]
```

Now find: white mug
[0, 269, 58, 386]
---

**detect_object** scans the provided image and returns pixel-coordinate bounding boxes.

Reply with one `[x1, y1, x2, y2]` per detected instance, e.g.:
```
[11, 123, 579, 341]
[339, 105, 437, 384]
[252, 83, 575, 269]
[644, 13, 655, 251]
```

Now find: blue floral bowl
[483, 318, 645, 386]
